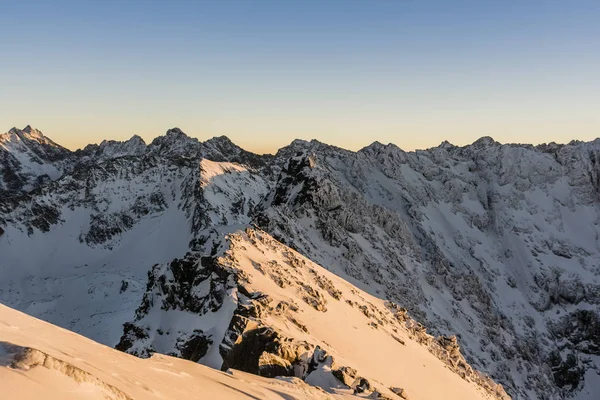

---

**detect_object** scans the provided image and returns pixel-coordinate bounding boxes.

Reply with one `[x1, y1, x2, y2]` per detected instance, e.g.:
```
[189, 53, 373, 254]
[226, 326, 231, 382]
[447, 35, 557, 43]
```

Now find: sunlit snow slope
[0, 303, 352, 400]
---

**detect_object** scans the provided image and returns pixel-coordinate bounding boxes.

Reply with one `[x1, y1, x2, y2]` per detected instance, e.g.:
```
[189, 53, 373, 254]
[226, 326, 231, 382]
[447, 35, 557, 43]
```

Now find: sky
[1, 0, 599, 154]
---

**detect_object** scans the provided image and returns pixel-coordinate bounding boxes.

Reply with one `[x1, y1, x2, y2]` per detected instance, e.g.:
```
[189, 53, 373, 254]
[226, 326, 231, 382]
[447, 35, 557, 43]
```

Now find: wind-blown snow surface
[1, 125, 600, 398]
[0, 303, 354, 400]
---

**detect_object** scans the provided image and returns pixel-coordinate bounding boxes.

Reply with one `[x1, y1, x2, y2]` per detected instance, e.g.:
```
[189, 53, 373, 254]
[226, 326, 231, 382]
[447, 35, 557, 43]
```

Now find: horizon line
[3, 124, 600, 156]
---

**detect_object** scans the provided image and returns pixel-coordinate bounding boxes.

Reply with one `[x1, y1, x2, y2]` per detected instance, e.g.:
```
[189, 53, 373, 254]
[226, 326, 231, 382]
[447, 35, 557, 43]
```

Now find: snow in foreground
[0, 303, 352, 400]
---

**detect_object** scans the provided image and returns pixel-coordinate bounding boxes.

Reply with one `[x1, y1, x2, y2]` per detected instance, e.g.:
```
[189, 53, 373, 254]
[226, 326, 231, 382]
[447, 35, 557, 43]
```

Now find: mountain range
[2, 125, 600, 399]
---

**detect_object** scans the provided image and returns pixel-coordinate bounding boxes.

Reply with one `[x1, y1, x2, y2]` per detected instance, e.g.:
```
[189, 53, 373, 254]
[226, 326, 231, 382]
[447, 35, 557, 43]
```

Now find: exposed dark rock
[175, 330, 212, 362]
[354, 377, 373, 394]
[332, 366, 358, 388]
[29, 203, 61, 232]
[115, 323, 151, 356]
[548, 351, 584, 390]
[220, 326, 308, 378]
[549, 310, 600, 355]
[390, 387, 409, 399]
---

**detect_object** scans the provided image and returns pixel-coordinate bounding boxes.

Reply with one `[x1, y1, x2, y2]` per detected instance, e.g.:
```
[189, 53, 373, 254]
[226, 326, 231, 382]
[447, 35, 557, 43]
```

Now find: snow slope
[0, 303, 354, 400]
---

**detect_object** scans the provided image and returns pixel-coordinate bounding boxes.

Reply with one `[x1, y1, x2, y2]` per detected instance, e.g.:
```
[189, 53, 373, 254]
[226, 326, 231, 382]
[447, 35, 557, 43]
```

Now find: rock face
[1, 125, 600, 398]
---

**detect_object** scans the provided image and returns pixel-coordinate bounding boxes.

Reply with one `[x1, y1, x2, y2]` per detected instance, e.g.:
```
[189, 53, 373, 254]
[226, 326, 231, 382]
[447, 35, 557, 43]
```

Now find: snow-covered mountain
[0, 125, 71, 192]
[1, 125, 600, 399]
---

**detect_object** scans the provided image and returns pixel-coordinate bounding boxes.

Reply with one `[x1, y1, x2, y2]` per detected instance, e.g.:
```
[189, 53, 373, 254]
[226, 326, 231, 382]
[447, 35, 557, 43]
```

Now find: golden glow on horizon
[3, 111, 599, 155]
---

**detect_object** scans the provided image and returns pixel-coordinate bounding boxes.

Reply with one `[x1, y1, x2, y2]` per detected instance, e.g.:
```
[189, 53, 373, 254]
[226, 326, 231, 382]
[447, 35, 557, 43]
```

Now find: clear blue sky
[1, 0, 599, 153]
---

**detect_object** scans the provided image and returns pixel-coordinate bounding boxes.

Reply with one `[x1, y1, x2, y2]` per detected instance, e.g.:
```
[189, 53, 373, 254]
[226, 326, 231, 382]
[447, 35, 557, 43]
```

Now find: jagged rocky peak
[5, 126, 30, 137]
[536, 141, 565, 154]
[283, 138, 329, 154]
[0, 129, 20, 144]
[126, 134, 146, 147]
[165, 126, 187, 137]
[200, 135, 275, 169]
[357, 140, 386, 156]
[148, 127, 202, 157]
[362, 140, 386, 151]
[438, 139, 455, 150]
[357, 141, 407, 167]
[205, 134, 233, 146]
[97, 135, 144, 148]
[273, 139, 312, 161]
[290, 138, 310, 147]
[0, 127, 71, 192]
[7, 124, 45, 141]
[21, 124, 44, 138]
[202, 135, 241, 156]
[99, 134, 146, 155]
[122, 134, 145, 145]
[470, 135, 499, 148]
[1, 125, 70, 181]
[75, 134, 147, 161]
[2, 125, 64, 149]
[276, 138, 332, 157]
[359, 140, 405, 157]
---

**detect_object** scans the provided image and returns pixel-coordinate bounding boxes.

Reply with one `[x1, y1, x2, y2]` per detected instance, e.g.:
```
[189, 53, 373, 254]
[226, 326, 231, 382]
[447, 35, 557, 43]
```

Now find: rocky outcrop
[113, 229, 508, 400]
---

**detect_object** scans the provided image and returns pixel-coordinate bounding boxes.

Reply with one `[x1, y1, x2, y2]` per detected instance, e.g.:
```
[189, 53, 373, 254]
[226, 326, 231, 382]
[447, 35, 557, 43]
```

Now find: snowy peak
[274, 139, 348, 165]
[438, 140, 455, 150]
[78, 135, 147, 160]
[470, 136, 499, 148]
[202, 135, 239, 156]
[21, 124, 50, 142]
[21, 124, 35, 133]
[360, 140, 386, 153]
[100, 134, 146, 148]
[358, 140, 404, 159]
[165, 127, 187, 137]
[148, 127, 201, 157]
[146, 128, 271, 167]
[2, 125, 67, 152]
[0, 126, 71, 191]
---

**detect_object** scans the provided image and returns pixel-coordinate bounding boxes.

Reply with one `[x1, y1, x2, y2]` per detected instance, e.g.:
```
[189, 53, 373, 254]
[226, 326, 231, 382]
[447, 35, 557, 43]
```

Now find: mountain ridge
[2, 125, 600, 398]
[6, 124, 599, 157]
